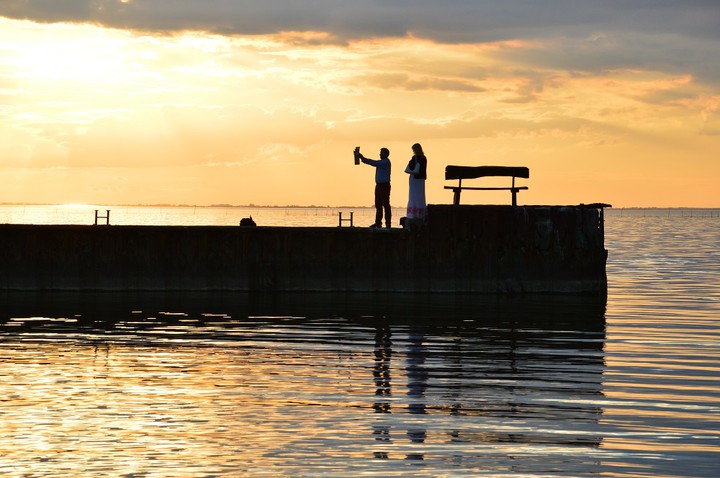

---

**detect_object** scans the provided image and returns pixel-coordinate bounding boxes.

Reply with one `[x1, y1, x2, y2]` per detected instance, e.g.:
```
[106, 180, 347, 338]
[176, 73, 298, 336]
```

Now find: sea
[0, 205, 718, 477]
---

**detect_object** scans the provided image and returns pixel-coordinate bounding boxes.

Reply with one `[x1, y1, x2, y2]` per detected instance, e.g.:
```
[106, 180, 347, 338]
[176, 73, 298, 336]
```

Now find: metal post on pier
[94, 209, 111, 226]
[338, 211, 354, 227]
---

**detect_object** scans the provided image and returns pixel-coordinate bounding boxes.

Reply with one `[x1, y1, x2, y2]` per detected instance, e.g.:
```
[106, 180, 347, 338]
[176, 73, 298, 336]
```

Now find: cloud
[2, 1, 718, 43]
[2, 4, 719, 207]
[3, 1, 718, 87]
[354, 73, 485, 93]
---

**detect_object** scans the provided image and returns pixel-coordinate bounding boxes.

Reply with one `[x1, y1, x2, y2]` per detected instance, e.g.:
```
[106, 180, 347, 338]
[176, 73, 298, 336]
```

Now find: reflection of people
[373, 325, 393, 408]
[358, 148, 392, 228]
[372, 325, 393, 459]
[405, 143, 427, 220]
[405, 330, 428, 460]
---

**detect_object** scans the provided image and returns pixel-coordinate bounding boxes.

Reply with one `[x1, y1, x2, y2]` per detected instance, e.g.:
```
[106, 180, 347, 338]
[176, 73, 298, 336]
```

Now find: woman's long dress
[407, 174, 426, 219]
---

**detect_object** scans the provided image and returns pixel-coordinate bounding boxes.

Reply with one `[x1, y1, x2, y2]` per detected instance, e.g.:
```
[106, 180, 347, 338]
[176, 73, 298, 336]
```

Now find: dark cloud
[1, 0, 718, 43]
[2, 1, 719, 83]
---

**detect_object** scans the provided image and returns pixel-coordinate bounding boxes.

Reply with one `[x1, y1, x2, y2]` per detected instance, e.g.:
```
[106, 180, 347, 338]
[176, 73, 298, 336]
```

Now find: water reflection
[372, 325, 392, 460]
[0, 292, 606, 476]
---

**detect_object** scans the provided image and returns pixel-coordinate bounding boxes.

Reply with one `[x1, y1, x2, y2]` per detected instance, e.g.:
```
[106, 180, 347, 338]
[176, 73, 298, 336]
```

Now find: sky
[1, 0, 719, 208]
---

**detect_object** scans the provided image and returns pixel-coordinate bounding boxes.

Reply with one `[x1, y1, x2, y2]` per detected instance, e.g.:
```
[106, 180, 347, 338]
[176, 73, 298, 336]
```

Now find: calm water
[0, 206, 718, 477]
[0, 204, 386, 227]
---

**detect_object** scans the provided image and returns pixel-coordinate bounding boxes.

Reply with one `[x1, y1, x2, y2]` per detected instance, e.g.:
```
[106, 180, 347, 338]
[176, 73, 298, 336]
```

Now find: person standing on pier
[358, 147, 392, 228]
[405, 143, 427, 220]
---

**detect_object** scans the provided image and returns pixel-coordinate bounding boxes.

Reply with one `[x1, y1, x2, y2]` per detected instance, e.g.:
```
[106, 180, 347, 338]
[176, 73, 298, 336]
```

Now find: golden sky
[1, 2, 719, 207]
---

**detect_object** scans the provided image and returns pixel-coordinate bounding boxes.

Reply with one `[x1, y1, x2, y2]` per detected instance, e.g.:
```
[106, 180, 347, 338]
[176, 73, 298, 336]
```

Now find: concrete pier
[0, 204, 608, 294]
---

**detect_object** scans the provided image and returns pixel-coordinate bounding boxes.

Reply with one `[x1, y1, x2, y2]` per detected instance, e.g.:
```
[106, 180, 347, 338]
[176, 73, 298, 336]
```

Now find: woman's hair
[412, 143, 424, 155]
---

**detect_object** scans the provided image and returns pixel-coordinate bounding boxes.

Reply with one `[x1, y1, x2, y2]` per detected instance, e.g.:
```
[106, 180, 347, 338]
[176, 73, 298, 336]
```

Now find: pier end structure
[0, 204, 608, 294]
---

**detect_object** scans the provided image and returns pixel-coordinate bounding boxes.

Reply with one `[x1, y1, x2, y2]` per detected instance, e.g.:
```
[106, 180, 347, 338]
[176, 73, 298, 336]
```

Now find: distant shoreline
[1, 203, 719, 210]
[0, 203, 379, 209]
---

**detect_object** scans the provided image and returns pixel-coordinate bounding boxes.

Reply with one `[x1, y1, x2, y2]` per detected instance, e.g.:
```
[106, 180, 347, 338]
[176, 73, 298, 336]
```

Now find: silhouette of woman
[405, 143, 427, 220]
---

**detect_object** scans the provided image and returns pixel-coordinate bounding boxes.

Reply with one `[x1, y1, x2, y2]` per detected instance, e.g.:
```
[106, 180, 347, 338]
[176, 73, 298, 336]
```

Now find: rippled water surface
[1, 208, 718, 476]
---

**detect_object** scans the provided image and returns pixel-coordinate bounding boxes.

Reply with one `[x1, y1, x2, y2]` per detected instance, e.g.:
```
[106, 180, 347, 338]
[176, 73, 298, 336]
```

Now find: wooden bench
[445, 165, 529, 206]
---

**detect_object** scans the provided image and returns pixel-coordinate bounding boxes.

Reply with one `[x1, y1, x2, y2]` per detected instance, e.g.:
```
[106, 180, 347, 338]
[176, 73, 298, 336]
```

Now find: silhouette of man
[358, 147, 392, 228]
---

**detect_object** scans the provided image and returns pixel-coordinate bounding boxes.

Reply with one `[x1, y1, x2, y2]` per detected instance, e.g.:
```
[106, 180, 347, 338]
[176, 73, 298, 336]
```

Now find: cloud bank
[3, 1, 718, 84]
[1, 0, 718, 43]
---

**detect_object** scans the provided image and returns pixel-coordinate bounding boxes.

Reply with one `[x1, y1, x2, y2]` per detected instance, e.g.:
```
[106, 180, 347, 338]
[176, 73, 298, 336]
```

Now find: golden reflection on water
[0, 204, 385, 227]
[0, 211, 718, 476]
[600, 214, 720, 477]
[1, 341, 371, 475]
[0, 298, 608, 477]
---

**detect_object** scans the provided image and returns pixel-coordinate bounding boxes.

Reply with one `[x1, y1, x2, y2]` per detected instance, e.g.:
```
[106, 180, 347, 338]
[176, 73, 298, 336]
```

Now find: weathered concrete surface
[423, 205, 608, 294]
[0, 205, 608, 294]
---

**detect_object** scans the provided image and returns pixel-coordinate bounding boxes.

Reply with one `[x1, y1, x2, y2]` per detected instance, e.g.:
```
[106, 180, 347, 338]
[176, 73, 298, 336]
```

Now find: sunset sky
[1, 1, 718, 208]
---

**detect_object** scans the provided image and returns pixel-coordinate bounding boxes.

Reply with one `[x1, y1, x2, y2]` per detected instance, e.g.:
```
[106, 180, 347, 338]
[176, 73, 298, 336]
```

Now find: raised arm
[359, 153, 382, 167]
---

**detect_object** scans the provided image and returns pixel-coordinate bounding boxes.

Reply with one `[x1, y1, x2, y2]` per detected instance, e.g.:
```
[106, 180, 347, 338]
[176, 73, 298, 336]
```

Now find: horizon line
[2, 203, 720, 210]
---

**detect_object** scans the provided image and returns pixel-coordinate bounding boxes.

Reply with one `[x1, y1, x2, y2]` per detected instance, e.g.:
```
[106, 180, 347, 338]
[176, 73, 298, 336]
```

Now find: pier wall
[0, 205, 608, 294]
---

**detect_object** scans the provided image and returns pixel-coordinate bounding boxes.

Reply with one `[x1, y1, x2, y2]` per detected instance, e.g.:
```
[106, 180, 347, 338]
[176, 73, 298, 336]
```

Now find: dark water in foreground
[0, 210, 718, 477]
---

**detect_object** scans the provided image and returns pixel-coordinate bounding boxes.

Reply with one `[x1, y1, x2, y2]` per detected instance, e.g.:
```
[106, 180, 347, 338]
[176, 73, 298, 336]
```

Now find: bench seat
[445, 165, 529, 206]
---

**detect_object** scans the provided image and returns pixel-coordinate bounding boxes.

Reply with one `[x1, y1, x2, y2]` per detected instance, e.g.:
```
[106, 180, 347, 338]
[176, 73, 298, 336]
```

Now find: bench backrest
[445, 165, 530, 181]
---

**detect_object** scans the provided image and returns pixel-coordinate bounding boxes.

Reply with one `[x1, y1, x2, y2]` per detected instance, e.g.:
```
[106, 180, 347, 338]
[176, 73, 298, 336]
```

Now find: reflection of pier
[1, 291, 606, 471]
[361, 293, 606, 465]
